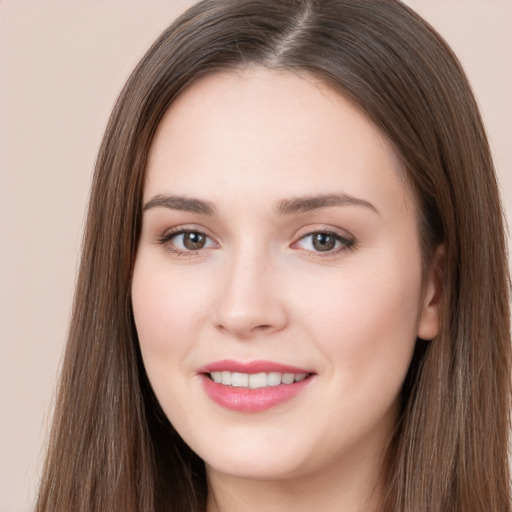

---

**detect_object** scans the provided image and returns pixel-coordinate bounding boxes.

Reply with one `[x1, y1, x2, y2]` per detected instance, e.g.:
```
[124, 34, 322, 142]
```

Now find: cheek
[131, 257, 208, 417]
[131, 257, 210, 354]
[299, 255, 423, 386]
[131, 286, 189, 425]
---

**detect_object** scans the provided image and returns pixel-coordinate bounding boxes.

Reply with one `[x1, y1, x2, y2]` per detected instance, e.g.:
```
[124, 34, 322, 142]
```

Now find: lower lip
[200, 375, 314, 413]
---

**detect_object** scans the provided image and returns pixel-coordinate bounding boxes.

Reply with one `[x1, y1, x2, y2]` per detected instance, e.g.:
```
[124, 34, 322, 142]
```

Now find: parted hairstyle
[36, 1, 511, 511]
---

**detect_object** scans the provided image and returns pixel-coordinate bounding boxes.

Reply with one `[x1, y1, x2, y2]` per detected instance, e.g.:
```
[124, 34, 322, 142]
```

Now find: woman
[35, 1, 511, 511]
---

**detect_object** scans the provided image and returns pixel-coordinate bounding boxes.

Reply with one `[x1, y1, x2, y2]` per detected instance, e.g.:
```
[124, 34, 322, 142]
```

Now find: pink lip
[198, 360, 316, 413]
[198, 359, 313, 374]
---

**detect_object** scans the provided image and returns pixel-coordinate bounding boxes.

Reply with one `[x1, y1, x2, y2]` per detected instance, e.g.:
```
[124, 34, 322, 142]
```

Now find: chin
[188, 428, 313, 481]
[203, 452, 307, 481]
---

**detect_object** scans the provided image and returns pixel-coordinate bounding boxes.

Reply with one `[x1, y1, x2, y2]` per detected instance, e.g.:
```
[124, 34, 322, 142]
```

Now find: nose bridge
[213, 241, 288, 338]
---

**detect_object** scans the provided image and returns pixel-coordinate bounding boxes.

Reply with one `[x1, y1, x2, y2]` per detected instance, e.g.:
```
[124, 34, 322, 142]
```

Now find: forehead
[144, 66, 413, 217]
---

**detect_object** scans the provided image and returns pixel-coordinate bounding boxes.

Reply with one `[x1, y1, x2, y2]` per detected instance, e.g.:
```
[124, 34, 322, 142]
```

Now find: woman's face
[132, 68, 440, 484]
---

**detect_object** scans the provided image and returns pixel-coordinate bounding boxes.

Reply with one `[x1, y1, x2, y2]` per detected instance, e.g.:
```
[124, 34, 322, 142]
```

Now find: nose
[212, 249, 288, 339]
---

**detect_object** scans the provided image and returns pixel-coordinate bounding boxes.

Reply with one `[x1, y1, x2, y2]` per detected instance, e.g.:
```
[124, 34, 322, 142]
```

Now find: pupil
[313, 233, 335, 252]
[184, 232, 205, 250]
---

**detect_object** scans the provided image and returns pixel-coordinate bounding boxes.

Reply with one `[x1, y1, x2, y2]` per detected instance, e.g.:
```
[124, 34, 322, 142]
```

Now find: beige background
[1, 1, 511, 510]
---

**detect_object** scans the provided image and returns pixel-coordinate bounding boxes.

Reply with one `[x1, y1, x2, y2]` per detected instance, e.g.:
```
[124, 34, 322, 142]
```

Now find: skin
[131, 67, 441, 512]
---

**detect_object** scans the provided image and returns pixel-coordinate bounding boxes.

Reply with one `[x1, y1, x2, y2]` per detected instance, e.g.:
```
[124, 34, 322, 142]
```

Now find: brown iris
[182, 231, 207, 250]
[312, 233, 337, 252]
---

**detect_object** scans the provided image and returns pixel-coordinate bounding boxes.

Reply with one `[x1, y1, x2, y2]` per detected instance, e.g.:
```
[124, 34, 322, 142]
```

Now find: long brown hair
[36, 1, 511, 511]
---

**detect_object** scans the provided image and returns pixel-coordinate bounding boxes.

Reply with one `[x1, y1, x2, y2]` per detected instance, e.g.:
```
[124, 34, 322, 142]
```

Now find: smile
[199, 360, 315, 413]
[208, 371, 308, 388]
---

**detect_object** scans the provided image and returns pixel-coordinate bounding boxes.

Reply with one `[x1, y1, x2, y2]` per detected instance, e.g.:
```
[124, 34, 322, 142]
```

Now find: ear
[417, 244, 445, 341]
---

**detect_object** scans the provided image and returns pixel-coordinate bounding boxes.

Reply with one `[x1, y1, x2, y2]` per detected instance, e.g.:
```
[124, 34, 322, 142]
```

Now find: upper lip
[197, 359, 314, 374]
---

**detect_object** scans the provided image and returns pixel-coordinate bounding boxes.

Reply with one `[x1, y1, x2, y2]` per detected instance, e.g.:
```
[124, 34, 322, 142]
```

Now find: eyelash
[156, 227, 356, 258]
[293, 230, 356, 257]
[156, 228, 217, 258]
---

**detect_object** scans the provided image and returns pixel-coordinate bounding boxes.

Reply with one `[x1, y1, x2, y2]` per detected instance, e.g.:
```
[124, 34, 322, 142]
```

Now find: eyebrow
[142, 192, 378, 216]
[277, 193, 379, 215]
[143, 194, 217, 215]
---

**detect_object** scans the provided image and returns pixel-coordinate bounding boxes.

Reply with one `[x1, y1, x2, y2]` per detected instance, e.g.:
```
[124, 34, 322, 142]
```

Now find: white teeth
[267, 372, 282, 386]
[209, 371, 309, 388]
[281, 373, 295, 385]
[231, 372, 249, 387]
[248, 372, 267, 389]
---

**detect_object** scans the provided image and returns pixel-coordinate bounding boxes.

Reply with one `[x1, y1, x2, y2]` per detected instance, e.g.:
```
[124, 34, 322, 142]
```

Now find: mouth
[206, 370, 311, 389]
[198, 360, 316, 413]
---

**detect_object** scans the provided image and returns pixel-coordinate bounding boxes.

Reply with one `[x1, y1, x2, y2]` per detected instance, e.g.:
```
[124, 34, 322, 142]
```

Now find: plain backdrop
[1, 1, 511, 510]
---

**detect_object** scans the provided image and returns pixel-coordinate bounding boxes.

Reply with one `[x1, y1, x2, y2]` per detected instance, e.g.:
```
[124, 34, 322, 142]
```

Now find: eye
[158, 229, 216, 254]
[295, 231, 354, 253]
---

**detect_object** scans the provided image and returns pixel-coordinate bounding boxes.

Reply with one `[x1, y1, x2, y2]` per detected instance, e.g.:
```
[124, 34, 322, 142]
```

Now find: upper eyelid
[291, 226, 356, 252]
[292, 224, 354, 241]
[158, 225, 217, 240]
[155, 228, 216, 251]
[293, 231, 354, 248]
[156, 228, 218, 257]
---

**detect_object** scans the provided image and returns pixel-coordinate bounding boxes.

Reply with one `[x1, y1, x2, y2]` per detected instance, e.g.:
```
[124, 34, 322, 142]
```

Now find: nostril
[254, 324, 272, 332]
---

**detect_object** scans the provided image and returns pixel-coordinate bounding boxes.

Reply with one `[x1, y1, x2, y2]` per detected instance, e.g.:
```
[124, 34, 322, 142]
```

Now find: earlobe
[417, 244, 445, 341]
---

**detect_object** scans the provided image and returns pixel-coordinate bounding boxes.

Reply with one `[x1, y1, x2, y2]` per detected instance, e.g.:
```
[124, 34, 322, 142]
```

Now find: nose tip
[215, 314, 282, 339]
[212, 262, 288, 339]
